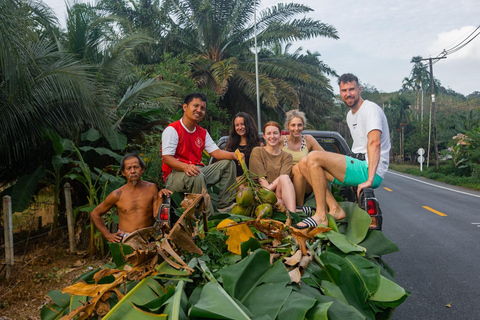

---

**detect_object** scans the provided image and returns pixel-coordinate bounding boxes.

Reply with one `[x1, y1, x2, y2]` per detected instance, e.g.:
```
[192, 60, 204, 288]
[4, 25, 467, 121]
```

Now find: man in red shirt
[162, 93, 238, 214]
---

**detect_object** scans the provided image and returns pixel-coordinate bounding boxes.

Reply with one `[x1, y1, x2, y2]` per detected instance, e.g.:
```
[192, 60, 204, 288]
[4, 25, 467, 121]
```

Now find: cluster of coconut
[231, 187, 278, 218]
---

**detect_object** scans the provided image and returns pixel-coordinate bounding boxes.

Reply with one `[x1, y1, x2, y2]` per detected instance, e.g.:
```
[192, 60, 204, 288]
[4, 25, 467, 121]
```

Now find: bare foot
[329, 206, 346, 220]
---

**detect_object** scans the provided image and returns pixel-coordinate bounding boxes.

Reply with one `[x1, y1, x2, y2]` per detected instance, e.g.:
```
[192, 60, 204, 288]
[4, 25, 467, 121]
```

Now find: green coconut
[236, 187, 255, 207]
[257, 188, 277, 205]
[255, 203, 273, 218]
[231, 204, 250, 216]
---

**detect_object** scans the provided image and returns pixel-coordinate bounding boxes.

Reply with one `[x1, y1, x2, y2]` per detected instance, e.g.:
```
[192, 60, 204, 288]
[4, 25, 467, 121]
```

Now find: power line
[432, 25, 480, 64]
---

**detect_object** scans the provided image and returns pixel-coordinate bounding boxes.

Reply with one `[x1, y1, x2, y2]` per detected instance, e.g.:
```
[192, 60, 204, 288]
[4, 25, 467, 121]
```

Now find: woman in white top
[249, 121, 296, 212]
[282, 110, 324, 208]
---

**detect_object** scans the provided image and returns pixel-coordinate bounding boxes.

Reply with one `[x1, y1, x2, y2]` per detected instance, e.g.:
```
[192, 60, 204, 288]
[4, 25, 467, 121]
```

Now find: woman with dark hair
[249, 121, 296, 212]
[225, 112, 262, 177]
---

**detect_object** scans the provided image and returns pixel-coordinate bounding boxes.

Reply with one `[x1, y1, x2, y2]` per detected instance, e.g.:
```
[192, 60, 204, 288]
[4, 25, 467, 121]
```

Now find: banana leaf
[40, 290, 71, 320]
[359, 230, 399, 257]
[102, 276, 165, 319]
[319, 252, 376, 319]
[326, 231, 366, 255]
[162, 281, 188, 320]
[276, 290, 317, 320]
[339, 202, 372, 244]
[81, 128, 102, 142]
[369, 275, 409, 308]
[190, 259, 253, 319]
[11, 166, 46, 212]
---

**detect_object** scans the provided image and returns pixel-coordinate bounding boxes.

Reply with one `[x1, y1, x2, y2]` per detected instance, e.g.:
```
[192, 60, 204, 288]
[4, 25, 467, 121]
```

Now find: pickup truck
[214, 130, 383, 230]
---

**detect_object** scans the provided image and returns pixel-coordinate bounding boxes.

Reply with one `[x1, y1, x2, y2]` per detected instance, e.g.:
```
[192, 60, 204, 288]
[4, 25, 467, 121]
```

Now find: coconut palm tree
[0, 0, 110, 180]
[159, 0, 339, 122]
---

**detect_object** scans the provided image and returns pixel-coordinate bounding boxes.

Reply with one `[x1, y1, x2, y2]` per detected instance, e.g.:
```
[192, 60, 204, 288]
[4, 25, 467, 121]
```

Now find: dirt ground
[0, 242, 105, 320]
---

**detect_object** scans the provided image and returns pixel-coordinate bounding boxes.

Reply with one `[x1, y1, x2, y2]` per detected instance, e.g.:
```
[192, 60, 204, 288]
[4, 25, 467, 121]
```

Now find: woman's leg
[275, 175, 297, 212]
[292, 164, 307, 206]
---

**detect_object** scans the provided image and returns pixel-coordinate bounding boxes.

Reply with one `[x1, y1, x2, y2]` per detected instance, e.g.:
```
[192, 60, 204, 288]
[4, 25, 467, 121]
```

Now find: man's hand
[105, 231, 122, 243]
[184, 164, 201, 177]
[357, 180, 373, 198]
[159, 188, 173, 197]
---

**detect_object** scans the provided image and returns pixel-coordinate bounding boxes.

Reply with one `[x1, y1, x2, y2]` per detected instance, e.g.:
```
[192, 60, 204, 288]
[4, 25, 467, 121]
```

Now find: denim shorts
[332, 156, 383, 188]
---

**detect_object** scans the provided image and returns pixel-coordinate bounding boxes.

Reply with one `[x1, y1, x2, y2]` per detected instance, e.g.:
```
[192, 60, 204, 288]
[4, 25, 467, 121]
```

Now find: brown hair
[263, 121, 282, 134]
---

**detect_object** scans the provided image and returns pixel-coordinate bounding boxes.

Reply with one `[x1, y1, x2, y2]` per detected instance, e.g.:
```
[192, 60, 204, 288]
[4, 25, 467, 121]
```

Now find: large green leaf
[79, 146, 123, 162]
[304, 301, 332, 320]
[316, 295, 366, 320]
[103, 276, 164, 319]
[81, 128, 102, 142]
[162, 281, 188, 320]
[344, 255, 381, 297]
[340, 202, 372, 244]
[219, 250, 290, 302]
[359, 230, 399, 257]
[11, 166, 46, 212]
[327, 231, 366, 255]
[52, 155, 71, 172]
[106, 131, 128, 150]
[108, 242, 133, 268]
[320, 280, 348, 304]
[319, 252, 375, 319]
[242, 283, 292, 319]
[369, 275, 409, 308]
[277, 290, 316, 320]
[189, 281, 253, 319]
[40, 290, 71, 320]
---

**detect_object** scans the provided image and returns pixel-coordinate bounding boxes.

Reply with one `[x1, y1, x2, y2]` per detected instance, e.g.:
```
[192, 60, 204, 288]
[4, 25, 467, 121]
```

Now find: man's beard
[129, 174, 139, 186]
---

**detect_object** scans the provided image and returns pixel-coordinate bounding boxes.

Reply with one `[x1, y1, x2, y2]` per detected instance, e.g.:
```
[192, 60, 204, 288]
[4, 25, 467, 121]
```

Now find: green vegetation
[42, 199, 408, 319]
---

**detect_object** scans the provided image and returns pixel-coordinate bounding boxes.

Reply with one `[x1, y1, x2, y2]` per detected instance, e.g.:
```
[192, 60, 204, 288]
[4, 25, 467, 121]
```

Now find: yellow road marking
[384, 187, 393, 192]
[422, 206, 447, 217]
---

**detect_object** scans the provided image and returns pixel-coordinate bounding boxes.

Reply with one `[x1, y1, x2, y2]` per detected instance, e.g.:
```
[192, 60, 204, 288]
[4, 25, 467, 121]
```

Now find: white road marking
[387, 170, 480, 199]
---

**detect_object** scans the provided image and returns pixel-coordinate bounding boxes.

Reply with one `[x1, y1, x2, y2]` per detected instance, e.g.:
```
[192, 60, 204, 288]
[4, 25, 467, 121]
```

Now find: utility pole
[420, 56, 446, 171]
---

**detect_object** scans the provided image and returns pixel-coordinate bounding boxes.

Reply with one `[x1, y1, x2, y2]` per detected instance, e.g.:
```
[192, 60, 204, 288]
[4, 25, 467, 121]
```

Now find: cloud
[427, 26, 480, 60]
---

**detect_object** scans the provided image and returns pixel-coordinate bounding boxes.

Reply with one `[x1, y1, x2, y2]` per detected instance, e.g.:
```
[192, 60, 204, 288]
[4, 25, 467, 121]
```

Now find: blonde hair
[284, 109, 307, 130]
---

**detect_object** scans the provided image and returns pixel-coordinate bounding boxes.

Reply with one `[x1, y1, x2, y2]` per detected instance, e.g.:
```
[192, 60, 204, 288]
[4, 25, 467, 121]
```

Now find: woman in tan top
[282, 110, 324, 208]
[249, 121, 296, 212]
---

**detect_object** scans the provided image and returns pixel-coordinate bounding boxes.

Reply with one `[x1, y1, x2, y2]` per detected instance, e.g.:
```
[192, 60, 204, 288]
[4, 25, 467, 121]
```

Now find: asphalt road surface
[376, 170, 480, 320]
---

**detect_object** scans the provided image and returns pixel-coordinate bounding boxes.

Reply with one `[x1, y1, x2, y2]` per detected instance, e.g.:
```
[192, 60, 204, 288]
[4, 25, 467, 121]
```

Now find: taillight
[367, 199, 377, 215]
[160, 207, 169, 221]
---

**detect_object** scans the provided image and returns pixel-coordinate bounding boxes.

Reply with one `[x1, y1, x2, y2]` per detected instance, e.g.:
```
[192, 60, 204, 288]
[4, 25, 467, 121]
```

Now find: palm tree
[159, 0, 339, 123]
[62, 2, 180, 140]
[0, 0, 110, 180]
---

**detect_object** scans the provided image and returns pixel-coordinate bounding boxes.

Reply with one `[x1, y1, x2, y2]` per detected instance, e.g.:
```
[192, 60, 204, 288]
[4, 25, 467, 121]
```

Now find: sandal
[296, 206, 316, 217]
[293, 217, 318, 229]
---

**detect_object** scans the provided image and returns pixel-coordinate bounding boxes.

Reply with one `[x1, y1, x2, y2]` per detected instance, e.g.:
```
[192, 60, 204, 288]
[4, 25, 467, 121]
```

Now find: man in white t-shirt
[162, 92, 239, 214]
[295, 73, 391, 228]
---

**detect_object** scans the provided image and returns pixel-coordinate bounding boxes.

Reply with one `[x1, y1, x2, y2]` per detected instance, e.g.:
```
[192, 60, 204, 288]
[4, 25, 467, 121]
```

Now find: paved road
[376, 170, 480, 320]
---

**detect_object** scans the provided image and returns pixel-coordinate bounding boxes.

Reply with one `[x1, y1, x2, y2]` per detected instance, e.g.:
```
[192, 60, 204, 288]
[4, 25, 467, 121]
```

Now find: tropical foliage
[42, 195, 408, 319]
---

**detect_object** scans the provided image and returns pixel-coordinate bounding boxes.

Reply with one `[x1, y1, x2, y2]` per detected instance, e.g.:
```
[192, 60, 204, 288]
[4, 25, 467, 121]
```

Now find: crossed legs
[297, 151, 346, 226]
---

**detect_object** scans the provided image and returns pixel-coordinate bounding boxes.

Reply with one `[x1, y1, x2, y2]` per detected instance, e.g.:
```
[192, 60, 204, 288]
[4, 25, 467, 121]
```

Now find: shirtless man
[91, 153, 171, 243]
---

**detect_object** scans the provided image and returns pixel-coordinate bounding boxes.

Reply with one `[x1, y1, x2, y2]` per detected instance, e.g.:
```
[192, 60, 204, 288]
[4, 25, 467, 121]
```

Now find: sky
[44, 0, 480, 96]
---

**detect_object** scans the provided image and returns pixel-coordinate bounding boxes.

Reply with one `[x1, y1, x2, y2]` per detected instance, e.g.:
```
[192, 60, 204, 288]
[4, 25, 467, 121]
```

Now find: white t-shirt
[346, 100, 391, 178]
[162, 118, 219, 156]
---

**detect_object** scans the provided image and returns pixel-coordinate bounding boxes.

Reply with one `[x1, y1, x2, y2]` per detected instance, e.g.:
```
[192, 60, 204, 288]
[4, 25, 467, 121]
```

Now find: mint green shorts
[332, 156, 383, 188]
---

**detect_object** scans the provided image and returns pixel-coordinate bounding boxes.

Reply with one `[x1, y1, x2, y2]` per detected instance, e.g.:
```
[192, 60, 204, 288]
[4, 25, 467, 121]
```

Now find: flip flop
[296, 206, 316, 217]
[293, 217, 318, 229]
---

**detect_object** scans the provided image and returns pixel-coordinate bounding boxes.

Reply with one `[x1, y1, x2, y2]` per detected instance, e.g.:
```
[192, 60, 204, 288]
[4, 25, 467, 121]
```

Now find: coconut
[231, 204, 250, 216]
[257, 188, 277, 205]
[255, 203, 273, 218]
[236, 187, 255, 207]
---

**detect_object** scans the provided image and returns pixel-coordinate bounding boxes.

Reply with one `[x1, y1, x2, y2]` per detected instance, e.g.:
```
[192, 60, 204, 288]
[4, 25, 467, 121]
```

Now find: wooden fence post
[64, 183, 76, 253]
[3, 195, 14, 279]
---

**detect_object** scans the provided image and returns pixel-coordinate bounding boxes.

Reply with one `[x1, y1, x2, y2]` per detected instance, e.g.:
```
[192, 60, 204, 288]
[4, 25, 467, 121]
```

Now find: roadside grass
[390, 163, 480, 191]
